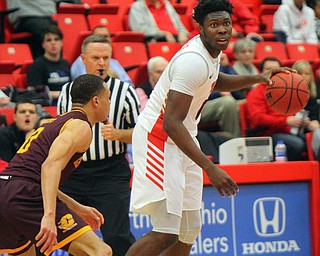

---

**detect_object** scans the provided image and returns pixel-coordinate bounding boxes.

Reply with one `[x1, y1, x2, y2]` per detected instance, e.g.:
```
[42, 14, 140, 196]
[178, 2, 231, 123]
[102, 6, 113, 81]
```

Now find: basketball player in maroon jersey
[0, 74, 112, 256]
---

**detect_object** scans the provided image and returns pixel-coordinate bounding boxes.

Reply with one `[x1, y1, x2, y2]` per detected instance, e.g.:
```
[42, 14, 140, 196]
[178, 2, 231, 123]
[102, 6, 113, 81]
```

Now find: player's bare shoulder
[62, 118, 92, 151]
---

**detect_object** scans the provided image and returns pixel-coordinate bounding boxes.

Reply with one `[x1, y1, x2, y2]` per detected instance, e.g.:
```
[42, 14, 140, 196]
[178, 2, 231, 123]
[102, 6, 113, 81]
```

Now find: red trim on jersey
[146, 132, 165, 190]
[146, 173, 163, 190]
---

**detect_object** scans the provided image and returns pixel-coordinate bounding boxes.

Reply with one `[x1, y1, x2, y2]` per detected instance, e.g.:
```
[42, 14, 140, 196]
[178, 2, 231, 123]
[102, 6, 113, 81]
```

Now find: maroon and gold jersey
[1, 108, 91, 185]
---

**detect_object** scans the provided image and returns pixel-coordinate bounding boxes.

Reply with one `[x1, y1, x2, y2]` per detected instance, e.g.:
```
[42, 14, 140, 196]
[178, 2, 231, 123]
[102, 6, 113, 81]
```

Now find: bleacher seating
[87, 13, 124, 34]
[239, 101, 250, 137]
[306, 132, 316, 161]
[0, 1, 32, 43]
[0, 43, 33, 71]
[254, 41, 293, 67]
[286, 43, 320, 71]
[0, 74, 17, 88]
[147, 42, 181, 61]
[57, 4, 88, 14]
[111, 31, 144, 43]
[112, 42, 149, 83]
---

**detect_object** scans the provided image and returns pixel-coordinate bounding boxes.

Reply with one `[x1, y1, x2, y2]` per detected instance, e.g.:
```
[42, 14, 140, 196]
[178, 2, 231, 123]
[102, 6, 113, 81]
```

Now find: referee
[57, 35, 140, 256]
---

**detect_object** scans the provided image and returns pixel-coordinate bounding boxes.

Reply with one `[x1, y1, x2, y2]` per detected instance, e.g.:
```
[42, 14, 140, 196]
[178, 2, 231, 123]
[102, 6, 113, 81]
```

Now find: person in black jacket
[0, 100, 38, 165]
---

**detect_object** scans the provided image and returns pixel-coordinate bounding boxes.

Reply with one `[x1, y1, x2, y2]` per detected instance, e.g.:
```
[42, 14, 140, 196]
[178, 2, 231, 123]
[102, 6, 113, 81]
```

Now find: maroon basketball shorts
[0, 177, 91, 255]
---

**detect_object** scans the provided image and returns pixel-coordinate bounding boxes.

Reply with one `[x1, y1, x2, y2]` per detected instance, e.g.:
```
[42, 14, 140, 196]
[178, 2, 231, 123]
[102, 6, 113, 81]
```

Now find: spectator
[6, 0, 57, 58]
[58, 34, 139, 256]
[233, 38, 259, 76]
[0, 100, 38, 165]
[273, 0, 318, 43]
[314, 0, 320, 40]
[71, 25, 133, 84]
[136, 56, 168, 111]
[292, 60, 320, 125]
[229, 0, 263, 42]
[27, 25, 70, 106]
[232, 38, 259, 97]
[199, 53, 242, 137]
[246, 57, 315, 160]
[129, 0, 189, 44]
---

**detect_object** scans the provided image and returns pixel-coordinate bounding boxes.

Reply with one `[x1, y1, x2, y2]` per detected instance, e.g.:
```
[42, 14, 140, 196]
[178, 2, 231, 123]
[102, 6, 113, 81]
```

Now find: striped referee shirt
[57, 76, 140, 161]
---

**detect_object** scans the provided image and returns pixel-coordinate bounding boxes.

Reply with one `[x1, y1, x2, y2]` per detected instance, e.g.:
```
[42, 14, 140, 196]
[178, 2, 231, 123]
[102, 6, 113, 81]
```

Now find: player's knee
[88, 242, 112, 256]
[179, 210, 202, 244]
[179, 223, 201, 244]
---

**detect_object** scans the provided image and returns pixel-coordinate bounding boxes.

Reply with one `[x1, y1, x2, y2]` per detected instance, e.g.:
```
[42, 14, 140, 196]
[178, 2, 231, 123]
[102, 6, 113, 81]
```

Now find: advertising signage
[130, 182, 311, 256]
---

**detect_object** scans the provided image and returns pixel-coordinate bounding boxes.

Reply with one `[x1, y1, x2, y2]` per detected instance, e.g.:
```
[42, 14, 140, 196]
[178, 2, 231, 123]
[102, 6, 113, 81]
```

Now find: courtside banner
[129, 182, 311, 256]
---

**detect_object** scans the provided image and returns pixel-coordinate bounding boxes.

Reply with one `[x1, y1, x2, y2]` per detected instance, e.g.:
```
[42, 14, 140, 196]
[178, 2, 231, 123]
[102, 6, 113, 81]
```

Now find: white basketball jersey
[138, 35, 221, 141]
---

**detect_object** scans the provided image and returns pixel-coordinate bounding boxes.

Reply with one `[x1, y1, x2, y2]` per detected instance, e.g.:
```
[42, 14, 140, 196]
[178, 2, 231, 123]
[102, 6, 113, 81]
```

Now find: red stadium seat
[0, 107, 14, 125]
[239, 101, 251, 137]
[112, 42, 148, 69]
[130, 61, 148, 87]
[258, 5, 279, 41]
[81, 0, 100, 6]
[87, 14, 124, 34]
[112, 42, 149, 83]
[306, 132, 316, 161]
[43, 106, 58, 118]
[254, 42, 292, 67]
[286, 43, 320, 65]
[107, 0, 134, 16]
[0, 61, 15, 74]
[88, 4, 119, 14]
[0, 43, 33, 73]
[52, 13, 90, 63]
[57, 4, 88, 14]
[147, 42, 181, 61]
[0, 1, 32, 43]
[111, 31, 144, 43]
[0, 73, 17, 87]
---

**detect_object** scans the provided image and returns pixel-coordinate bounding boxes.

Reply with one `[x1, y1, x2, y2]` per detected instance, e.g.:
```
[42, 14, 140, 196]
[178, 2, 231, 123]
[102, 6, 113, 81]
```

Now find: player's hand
[206, 166, 239, 198]
[36, 215, 58, 255]
[261, 67, 296, 85]
[77, 205, 104, 231]
[101, 122, 119, 141]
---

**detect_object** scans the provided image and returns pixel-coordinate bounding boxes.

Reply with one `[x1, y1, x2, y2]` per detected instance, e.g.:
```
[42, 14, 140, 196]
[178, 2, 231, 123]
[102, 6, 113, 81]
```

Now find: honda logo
[253, 197, 286, 237]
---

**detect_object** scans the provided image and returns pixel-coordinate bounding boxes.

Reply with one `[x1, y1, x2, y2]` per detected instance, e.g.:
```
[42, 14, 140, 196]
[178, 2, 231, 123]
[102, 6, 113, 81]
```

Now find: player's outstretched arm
[36, 119, 92, 254]
[163, 90, 238, 198]
[214, 67, 295, 92]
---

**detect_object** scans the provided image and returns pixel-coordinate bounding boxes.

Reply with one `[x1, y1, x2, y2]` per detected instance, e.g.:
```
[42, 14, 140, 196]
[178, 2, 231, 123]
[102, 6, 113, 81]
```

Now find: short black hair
[259, 57, 282, 72]
[71, 74, 105, 105]
[41, 24, 63, 42]
[193, 0, 234, 26]
[14, 100, 36, 113]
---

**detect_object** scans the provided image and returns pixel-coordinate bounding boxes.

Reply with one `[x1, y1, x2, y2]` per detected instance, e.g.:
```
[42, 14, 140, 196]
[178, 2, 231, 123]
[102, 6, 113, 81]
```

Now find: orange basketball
[265, 72, 310, 115]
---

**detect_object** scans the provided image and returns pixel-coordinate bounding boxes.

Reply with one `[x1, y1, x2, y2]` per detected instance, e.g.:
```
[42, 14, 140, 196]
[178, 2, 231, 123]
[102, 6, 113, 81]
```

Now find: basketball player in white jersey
[127, 0, 293, 255]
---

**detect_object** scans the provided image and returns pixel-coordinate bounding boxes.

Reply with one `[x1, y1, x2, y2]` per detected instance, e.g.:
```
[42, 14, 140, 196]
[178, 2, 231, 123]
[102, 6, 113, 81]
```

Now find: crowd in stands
[2, 0, 320, 255]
